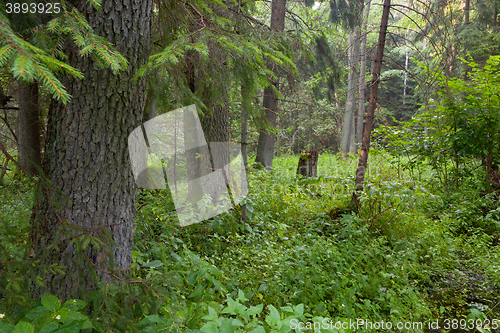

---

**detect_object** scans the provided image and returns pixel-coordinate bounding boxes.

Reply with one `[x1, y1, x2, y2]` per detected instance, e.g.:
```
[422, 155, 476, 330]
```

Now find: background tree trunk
[357, 1, 371, 146]
[341, 30, 360, 156]
[240, 86, 249, 171]
[240, 85, 250, 222]
[30, 0, 153, 301]
[16, 81, 41, 175]
[200, 103, 231, 205]
[255, 0, 286, 168]
[143, 85, 157, 123]
[464, 0, 470, 25]
[351, 0, 391, 208]
[403, 32, 409, 104]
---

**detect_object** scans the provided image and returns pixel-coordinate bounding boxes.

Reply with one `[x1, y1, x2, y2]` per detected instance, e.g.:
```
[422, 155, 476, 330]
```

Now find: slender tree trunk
[240, 85, 250, 222]
[240, 86, 249, 171]
[464, 0, 470, 25]
[357, 1, 371, 146]
[143, 85, 157, 122]
[30, 0, 153, 301]
[16, 81, 41, 175]
[403, 28, 409, 105]
[351, 0, 391, 208]
[255, 0, 286, 168]
[341, 30, 359, 155]
[494, 3, 498, 26]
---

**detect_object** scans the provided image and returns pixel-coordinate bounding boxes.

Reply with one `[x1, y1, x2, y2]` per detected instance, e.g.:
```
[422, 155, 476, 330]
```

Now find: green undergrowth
[0, 151, 498, 332]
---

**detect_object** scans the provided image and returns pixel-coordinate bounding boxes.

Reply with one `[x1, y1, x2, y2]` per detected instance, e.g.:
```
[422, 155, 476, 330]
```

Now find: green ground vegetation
[1, 149, 499, 332]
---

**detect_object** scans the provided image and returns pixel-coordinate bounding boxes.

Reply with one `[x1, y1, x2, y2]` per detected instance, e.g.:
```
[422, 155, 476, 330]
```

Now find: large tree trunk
[16, 81, 41, 175]
[30, 0, 153, 301]
[255, 0, 286, 169]
[357, 1, 371, 146]
[351, 0, 391, 208]
[341, 30, 360, 156]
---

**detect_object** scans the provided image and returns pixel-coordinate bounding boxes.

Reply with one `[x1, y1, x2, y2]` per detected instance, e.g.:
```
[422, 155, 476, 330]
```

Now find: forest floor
[0, 151, 499, 332]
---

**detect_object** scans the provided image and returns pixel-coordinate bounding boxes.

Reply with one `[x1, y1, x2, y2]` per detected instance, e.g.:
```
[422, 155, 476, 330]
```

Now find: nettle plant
[200, 290, 307, 333]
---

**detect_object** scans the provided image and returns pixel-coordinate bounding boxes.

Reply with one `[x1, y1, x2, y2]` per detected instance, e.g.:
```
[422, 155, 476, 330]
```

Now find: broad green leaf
[52, 320, 83, 333]
[142, 260, 164, 268]
[42, 294, 61, 312]
[266, 305, 280, 326]
[25, 307, 50, 321]
[82, 320, 93, 330]
[247, 304, 263, 316]
[12, 322, 34, 333]
[221, 298, 236, 315]
[237, 290, 248, 302]
[39, 323, 58, 333]
[65, 310, 88, 322]
[200, 322, 219, 333]
[248, 327, 266, 333]
[294, 304, 304, 317]
[202, 307, 219, 321]
[62, 299, 86, 312]
[0, 322, 15, 333]
[231, 319, 244, 327]
[219, 318, 237, 333]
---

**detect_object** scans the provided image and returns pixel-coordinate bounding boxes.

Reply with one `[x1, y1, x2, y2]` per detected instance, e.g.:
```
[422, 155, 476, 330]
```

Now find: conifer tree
[255, 0, 287, 169]
[2, 0, 155, 300]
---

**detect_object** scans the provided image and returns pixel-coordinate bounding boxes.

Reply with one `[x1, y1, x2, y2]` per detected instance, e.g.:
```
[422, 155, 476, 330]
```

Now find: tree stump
[297, 149, 318, 178]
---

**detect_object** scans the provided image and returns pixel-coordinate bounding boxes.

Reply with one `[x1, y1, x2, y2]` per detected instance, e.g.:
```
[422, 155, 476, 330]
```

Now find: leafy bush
[0, 294, 92, 333]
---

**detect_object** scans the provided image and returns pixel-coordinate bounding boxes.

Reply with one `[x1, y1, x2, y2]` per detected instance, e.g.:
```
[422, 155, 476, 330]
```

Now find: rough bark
[200, 103, 231, 204]
[351, 0, 391, 208]
[357, 1, 371, 146]
[341, 30, 360, 156]
[255, 0, 286, 169]
[30, 0, 153, 301]
[16, 81, 41, 175]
